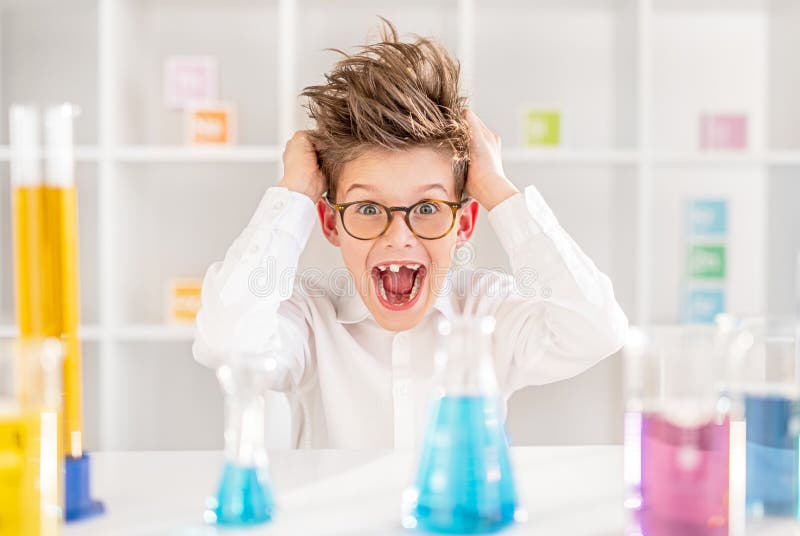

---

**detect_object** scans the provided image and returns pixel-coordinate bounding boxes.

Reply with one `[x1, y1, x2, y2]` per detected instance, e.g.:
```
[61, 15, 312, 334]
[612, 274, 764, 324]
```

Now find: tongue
[380, 267, 416, 295]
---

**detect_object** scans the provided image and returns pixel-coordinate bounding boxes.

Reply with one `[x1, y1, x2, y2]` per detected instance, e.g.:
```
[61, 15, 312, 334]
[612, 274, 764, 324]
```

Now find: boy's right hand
[278, 131, 327, 202]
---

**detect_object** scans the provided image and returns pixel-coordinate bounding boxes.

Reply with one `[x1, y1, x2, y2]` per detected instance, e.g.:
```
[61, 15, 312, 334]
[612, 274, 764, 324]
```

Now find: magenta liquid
[628, 412, 730, 536]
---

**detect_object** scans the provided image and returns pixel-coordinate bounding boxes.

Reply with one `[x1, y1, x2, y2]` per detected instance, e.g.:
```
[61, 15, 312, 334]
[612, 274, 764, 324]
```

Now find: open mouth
[371, 262, 427, 310]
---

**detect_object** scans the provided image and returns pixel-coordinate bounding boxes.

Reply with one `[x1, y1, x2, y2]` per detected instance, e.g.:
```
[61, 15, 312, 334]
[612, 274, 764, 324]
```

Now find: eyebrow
[344, 182, 450, 196]
[344, 183, 373, 195]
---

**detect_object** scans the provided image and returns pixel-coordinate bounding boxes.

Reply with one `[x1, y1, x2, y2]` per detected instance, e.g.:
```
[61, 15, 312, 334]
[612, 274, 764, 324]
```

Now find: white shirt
[192, 186, 629, 449]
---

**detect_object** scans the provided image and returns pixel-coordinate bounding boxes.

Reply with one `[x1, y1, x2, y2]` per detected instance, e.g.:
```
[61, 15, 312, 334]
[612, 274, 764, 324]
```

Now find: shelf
[0, 324, 194, 342]
[3, 146, 800, 167]
[4, 145, 800, 167]
[503, 148, 638, 164]
[0, 324, 103, 340]
[113, 324, 194, 342]
[0, 145, 101, 162]
[652, 151, 800, 166]
[114, 145, 281, 162]
[654, 0, 774, 12]
[0, 145, 281, 163]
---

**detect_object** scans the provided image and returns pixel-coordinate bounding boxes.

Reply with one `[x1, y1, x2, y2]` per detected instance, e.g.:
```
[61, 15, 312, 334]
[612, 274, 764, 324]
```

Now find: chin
[366, 291, 434, 332]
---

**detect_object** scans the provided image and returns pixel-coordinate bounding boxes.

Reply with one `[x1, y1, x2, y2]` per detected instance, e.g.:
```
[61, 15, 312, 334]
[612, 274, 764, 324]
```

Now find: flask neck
[222, 389, 267, 467]
[217, 363, 269, 468]
[437, 319, 498, 397]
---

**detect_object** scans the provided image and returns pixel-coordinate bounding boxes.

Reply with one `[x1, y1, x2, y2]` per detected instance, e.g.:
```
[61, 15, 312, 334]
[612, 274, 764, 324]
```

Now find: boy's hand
[278, 130, 327, 202]
[463, 109, 519, 211]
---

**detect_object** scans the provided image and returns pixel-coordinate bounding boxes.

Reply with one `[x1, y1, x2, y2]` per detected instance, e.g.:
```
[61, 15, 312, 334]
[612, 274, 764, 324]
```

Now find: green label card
[524, 109, 561, 147]
[687, 244, 726, 279]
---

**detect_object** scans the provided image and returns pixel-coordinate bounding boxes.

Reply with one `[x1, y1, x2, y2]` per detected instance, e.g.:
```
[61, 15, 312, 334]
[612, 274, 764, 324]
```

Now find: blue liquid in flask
[745, 394, 800, 518]
[412, 395, 518, 534]
[212, 462, 275, 527]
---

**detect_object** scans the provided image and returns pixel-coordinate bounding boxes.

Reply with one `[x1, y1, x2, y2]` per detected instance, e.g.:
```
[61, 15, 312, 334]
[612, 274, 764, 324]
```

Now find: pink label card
[699, 113, 748, 150]
[163, 56, 219, 109]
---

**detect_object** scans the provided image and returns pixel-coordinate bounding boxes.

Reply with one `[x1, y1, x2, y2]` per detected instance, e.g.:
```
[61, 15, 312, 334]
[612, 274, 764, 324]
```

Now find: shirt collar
[333, 269, 459, 325]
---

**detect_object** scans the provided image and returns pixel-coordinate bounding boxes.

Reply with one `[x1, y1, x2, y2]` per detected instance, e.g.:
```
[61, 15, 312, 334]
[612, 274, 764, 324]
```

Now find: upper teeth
[377, 263, 421, 272]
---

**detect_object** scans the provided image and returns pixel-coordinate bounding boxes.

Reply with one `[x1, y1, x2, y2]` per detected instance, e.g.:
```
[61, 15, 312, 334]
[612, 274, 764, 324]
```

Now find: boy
[193, 23, 628, 449]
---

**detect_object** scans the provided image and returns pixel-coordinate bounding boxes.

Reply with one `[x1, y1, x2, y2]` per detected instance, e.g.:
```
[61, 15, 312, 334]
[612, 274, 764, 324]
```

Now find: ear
[317, 199, 342, 247]
[455, 198, 479, 246]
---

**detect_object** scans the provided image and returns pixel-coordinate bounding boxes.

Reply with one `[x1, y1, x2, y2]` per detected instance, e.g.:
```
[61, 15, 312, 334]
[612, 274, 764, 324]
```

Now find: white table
[63, 447, 626, 535]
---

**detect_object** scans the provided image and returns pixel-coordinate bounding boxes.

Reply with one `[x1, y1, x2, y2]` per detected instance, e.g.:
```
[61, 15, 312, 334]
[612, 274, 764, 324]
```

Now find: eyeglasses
[324, 196, 469, 240]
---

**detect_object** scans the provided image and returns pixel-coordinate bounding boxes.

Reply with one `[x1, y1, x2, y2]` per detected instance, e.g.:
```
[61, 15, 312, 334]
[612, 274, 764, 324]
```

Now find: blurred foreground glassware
[0, 338, 63, 536]
[402, 315, 521, 534]
[720, 315, 800, 535]
[205, 353, 275, 527]
[624, 325, 731, 536]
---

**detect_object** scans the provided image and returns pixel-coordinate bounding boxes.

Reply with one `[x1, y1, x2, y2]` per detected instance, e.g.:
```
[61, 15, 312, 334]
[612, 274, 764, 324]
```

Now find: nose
[382, 210, 416, 248]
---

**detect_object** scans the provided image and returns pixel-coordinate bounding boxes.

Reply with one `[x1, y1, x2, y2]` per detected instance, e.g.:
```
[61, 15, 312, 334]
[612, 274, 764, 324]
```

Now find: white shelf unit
[1, 0, 798, 450]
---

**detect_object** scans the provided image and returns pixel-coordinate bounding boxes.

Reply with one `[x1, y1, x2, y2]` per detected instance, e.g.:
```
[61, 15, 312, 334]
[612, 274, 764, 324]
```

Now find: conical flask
[205, 355, 276, 527]
[403, 315, 520, 534]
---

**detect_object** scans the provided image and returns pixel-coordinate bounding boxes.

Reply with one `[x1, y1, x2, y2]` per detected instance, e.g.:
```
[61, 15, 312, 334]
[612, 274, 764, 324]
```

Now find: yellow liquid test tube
[44, 104, 103, 521]
[43, 104, 83, 460]
[11, 105, 75, 451]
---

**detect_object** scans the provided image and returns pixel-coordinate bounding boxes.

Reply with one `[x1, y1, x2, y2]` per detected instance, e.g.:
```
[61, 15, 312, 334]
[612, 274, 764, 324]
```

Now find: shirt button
[395, 381, 408, 397]
[273, 199, 285, 210]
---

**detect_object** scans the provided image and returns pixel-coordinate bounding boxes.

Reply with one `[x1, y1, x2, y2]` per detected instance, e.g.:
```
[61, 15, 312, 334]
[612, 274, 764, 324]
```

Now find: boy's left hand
[463, 109, 520, 211]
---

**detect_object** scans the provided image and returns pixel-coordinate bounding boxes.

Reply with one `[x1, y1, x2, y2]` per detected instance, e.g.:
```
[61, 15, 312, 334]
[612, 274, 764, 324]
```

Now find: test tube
[43, 104, 83, 461]
[43, 104, 104, 521]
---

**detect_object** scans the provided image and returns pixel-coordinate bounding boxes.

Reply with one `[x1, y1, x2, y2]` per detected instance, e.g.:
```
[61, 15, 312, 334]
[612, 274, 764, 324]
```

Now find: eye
[414, 202, 440, 216]
[355, 203, 382, 216]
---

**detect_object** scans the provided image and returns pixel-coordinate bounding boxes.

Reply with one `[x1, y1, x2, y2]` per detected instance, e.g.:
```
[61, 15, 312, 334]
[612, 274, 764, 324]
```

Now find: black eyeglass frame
[324, 196, 469, 240]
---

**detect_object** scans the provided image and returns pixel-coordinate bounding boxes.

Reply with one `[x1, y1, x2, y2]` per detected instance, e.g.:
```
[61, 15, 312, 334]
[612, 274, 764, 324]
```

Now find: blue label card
[686, 199, 728, 236]
[683, 288, 726, 324]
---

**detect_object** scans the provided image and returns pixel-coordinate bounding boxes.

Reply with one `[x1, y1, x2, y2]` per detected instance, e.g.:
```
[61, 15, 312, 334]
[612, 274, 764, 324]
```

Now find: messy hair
[301, 18, 470, 201]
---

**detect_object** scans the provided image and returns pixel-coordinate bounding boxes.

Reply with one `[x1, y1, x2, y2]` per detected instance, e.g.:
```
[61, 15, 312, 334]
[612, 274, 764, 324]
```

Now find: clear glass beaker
[720, 315, 800, 533]
[623, 325, 732, 536]
[0, 338, 63, 536]
[402, 315, 521, 534]
[204, 354, 275, 527]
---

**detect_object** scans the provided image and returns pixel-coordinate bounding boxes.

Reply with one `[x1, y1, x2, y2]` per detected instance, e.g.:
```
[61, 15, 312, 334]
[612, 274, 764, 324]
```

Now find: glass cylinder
[0, 338, 63, 536]
[205, 356, 275, 527]
[43, 104, 84, 461]
[721, 315, 800, 533]
[623, 325, 732, 536]
[402, 315, 521, 534]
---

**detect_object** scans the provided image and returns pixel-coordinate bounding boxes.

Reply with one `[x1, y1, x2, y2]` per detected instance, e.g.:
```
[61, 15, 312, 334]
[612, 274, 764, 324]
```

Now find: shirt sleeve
[485, 185, 629, 394]
[192, 186, 317, 392]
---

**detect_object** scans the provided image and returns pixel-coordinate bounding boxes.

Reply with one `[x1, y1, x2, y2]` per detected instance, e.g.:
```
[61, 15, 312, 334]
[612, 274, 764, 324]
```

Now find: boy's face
[318, 146, 479, 332]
